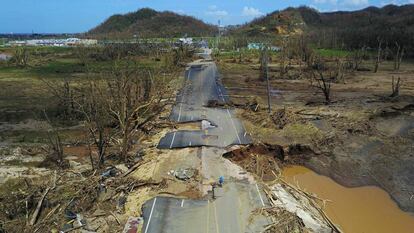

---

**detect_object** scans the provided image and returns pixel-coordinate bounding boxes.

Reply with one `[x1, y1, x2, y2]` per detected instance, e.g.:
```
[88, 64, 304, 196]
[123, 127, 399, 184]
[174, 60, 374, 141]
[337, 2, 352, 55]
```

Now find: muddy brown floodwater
[282, 165, 414, 233]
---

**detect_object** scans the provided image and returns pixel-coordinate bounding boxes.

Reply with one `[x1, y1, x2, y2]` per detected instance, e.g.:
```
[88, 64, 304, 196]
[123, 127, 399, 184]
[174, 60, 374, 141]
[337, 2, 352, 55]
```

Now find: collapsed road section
[157, 60, 251, 149]
[141, 51, 272, 233]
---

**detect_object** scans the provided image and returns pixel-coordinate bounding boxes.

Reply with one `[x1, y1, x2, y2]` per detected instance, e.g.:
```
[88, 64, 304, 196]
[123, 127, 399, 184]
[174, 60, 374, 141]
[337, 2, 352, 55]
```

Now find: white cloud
[313, 0, 337, 4]
[242, 7, 264, 17]
[379, 0, 408, 5]
[173, 9, 185, 15]
[206, 10, 228, 17]
[342, 0, 369, 6]
[205, 5, 228, 17]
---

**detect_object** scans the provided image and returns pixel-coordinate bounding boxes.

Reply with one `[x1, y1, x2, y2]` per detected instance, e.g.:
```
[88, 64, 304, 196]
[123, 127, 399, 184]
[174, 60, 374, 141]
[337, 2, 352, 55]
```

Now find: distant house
[0, 54, 11, 61]
[247, 43, 281, 51]
[7, 38, 98, 47]
[178, 37, 193, 45]
[248, 43, 264, 50]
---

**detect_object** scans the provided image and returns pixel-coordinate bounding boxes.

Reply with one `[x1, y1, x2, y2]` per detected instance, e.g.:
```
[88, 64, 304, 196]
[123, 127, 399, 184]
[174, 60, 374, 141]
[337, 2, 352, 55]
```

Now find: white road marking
[255, 183, 265, 207]
[144, 197, 157, 233]
[177, 103, 183, 122]
[217, 87, 225, 102]
[206, 200, 210, 233]
[169, 132, 177, 149]
[226, 109, 242, 144]
[186, 68, 192, 82]
[213, 201, 220, 233]
[181, 199, 184, 208]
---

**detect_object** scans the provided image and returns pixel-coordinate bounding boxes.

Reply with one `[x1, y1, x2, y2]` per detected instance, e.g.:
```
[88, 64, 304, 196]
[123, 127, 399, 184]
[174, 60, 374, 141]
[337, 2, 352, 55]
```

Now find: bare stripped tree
[76, 80, 112, 168]
[394, 42, 404, 71]
[41, 77, 76, 119]
[390, 76, 402, 98]
[374, 37, 383, 73]
[43, 111, 65, 168]
[309, 70, 332, 104]
[279, 38, 289, 78]
[308, 59, 344, 104]
[351, 46, 366, 71]
[259, 46, 269, 82]
[106, 61, 174, 161]
[259, 46, 272, 113]
[11, 47, 29, 68]
[299, 35, 314, 66]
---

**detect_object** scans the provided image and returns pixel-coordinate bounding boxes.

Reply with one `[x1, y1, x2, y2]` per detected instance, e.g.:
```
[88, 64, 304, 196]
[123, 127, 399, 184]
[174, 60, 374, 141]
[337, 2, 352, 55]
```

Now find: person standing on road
[218, 176, 224, 187]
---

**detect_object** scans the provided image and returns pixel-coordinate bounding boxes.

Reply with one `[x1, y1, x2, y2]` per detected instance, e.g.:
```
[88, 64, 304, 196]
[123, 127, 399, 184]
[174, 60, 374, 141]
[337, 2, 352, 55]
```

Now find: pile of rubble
[0, 162, 164, 233]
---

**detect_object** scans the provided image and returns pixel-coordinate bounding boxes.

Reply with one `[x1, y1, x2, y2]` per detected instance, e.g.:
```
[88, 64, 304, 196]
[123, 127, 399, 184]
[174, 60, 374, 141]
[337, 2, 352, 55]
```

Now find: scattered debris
[101, 167, 119, 179]
[201, 120, 216, 130]
[261, 207, 305, 233]
[223, 144, 284, 181]
[266, 184, 337, 233]
[174, 168, 196, 181]
[122, 217, 143, 233]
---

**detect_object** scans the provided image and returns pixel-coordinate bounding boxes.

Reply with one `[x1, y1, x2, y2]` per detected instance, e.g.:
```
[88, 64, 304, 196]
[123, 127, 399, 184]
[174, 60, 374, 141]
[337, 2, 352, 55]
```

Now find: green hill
[232, 4, 414, 54]
[89, 8, 217, 39]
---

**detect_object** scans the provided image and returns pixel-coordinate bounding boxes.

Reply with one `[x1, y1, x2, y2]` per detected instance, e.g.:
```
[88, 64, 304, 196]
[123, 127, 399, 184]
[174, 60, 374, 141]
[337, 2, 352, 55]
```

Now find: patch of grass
[0, 130, 50, 143]
[316, 48, 352, 58]
[283, 123, 325, 144]
[4, 159, 41, 167]
[32, 58, 85, 76]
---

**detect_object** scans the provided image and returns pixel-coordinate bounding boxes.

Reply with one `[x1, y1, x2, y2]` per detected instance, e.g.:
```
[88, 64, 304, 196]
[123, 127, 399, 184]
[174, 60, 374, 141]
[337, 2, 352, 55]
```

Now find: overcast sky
[1, 0, 413, 33]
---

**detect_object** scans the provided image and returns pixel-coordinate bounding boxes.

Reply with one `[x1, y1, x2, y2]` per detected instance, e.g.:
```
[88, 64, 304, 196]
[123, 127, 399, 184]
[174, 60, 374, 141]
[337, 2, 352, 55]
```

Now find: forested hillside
[89, 8, 217, 39]
[232, 4, 414, 55]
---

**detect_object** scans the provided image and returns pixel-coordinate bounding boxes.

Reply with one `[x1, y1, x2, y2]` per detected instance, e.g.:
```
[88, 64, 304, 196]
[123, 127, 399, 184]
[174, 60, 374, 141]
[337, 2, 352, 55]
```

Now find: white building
[8, 38, 98, 47]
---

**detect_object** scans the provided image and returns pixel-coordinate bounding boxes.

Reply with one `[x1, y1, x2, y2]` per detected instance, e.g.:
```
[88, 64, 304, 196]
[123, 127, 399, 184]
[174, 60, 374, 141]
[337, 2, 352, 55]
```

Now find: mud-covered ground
[217, 57, 414, 212]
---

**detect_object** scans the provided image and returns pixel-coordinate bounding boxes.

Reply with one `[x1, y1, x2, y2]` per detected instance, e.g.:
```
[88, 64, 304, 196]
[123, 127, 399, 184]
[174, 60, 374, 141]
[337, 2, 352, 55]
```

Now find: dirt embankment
[218, 58, 414, 212]
[223, 143, 317, 182]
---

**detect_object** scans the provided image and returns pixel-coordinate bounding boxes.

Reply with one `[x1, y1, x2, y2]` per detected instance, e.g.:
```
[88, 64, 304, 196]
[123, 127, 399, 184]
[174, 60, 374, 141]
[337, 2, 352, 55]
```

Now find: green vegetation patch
[283, 122, 325, 144]
[32, 58, 85, 76]
[316, 49, 352, 58]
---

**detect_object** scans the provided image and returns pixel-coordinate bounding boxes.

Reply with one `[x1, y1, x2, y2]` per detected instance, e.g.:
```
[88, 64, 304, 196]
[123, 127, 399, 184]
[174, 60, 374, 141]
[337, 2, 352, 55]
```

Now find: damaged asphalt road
[157, 60, 251, 149]
[143, 50, 270, 233]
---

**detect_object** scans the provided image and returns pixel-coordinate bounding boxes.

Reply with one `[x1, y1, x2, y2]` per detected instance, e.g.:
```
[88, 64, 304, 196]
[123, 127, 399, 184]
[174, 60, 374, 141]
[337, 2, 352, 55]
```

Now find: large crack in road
[142, 49, 271, 233]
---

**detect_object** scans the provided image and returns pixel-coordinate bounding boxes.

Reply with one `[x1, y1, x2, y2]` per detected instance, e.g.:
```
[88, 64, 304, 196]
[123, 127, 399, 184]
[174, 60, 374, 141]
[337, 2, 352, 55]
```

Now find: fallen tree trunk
[29, 187, 51, 226]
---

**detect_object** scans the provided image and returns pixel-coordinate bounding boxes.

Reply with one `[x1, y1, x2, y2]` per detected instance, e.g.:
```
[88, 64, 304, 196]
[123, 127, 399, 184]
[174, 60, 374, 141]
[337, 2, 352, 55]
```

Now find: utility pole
[262, 46, 271, 114]
[216, 20, 222, 52]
